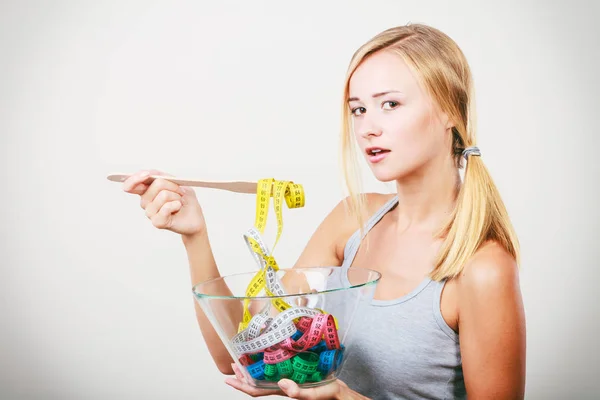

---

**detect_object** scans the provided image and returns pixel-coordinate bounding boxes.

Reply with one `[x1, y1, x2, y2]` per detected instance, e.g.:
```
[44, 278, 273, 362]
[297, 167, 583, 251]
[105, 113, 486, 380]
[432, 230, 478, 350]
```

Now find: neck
[392, 154, 460, 234]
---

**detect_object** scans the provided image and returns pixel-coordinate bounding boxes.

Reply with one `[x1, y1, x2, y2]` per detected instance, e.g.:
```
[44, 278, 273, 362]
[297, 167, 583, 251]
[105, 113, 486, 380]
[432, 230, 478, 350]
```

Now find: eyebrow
[347, 90, 402, 102]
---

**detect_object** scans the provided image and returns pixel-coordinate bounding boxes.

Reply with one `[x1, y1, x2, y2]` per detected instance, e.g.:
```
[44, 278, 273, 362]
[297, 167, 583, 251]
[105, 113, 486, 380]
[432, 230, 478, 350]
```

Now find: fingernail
[139, 171, 149, 178]
[278, 380, 291, 390]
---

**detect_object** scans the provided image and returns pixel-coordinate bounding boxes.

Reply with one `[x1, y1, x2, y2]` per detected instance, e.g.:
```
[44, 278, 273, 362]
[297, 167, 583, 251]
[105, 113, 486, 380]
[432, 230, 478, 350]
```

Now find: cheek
[384, 108, 435, 154]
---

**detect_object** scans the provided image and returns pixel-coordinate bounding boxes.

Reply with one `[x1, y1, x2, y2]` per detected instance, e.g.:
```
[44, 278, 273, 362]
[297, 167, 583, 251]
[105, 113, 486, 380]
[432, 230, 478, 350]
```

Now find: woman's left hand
[224, 363, 351, 399]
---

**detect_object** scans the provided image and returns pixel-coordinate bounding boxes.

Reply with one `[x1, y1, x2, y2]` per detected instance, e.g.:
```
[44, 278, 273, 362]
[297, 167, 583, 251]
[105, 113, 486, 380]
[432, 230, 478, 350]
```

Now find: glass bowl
[192, 266, 381, 389]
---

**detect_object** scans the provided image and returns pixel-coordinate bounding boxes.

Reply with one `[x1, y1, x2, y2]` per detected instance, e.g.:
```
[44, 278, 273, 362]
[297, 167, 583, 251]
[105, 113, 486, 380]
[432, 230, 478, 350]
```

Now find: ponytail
[430, 147, 521, 280]
[338, 23, 521, 280]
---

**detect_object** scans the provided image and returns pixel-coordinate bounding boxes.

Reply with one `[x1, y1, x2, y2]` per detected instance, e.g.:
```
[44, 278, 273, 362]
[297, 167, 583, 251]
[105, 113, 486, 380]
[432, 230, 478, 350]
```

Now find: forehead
[348, 50, 422, 98]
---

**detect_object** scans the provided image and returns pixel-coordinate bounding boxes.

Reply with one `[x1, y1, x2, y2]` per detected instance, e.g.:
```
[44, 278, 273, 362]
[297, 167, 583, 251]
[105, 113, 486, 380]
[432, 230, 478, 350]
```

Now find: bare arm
[182, 231, 242, 375]
[457, 241, 527, 399]
[291, 198, 353, 269]
[123, 170, 385, 378]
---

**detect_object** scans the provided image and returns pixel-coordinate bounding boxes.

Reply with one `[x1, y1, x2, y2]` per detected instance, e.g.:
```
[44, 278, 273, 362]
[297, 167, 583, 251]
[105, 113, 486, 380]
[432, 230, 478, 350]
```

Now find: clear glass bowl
[192, 266, 381, 389]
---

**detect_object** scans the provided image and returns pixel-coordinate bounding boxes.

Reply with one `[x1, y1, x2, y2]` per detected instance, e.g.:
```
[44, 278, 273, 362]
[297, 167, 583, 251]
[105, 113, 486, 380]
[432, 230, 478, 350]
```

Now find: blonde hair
[339, 23, 520, 280]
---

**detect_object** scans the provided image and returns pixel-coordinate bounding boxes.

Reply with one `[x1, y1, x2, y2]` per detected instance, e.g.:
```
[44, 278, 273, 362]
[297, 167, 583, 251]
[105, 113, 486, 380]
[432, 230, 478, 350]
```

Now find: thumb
[278, 379, 307, 399]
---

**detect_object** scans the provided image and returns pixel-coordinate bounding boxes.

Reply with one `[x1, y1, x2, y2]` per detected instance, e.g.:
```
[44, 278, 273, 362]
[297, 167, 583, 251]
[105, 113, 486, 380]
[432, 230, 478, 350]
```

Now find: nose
[359, 120, 383, 138]
[356, 109, 383, 138]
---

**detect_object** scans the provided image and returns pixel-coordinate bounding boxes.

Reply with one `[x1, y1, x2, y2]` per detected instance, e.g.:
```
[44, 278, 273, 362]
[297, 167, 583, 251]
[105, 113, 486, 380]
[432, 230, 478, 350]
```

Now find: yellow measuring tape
[238, 178, 306, 332]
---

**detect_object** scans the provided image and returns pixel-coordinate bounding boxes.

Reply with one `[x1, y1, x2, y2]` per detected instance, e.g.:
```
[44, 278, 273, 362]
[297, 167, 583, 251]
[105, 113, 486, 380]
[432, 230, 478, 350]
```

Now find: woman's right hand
[122, 170, 206, 237]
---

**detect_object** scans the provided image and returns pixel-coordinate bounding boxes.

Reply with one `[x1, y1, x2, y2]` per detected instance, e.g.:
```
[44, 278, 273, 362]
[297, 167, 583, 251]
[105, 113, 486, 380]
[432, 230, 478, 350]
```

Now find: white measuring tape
[226, 178, 343, 382]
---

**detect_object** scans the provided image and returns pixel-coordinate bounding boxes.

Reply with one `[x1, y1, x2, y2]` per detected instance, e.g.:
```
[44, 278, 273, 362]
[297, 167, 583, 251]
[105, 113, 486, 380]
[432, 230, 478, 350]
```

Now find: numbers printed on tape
[238, 179, 305, 333]
[254, 178, 305, 252]
[233, 306, 324, 354]
[233, 177, 344, 384]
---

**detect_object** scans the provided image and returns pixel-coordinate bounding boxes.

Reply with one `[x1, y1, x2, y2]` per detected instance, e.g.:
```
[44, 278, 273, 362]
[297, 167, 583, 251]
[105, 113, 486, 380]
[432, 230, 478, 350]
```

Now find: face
[347, 50, 453, 182]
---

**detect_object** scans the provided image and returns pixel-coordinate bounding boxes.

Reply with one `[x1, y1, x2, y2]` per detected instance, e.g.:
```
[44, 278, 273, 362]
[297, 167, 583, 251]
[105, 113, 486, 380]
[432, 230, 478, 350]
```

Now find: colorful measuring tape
[233, 178, 344, 384]
[238, 178, 304, 332]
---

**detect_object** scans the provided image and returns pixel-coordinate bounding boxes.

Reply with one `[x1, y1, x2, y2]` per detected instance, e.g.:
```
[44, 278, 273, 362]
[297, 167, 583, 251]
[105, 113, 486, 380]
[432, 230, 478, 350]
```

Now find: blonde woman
[123, 23, 526, 400]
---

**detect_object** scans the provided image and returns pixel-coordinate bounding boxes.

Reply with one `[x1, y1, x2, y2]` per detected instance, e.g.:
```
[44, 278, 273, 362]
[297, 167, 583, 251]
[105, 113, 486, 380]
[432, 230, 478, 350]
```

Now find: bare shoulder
[293, 192, 394, 268]
[457, 240, 520, 293]
[331, 192, 394, 259]
[455, 241, 526, 398]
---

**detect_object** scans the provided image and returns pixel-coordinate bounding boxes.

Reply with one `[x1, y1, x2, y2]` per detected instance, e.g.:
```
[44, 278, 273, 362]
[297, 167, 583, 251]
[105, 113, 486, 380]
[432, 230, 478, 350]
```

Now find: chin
[370, 167, 400, 183]
[369, 164, 416, 183]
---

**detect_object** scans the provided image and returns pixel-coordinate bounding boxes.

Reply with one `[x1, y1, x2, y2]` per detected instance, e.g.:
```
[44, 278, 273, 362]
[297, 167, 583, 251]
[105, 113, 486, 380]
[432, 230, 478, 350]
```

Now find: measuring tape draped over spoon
[107, 173, 345, 384]
[234, 178, 343, 384]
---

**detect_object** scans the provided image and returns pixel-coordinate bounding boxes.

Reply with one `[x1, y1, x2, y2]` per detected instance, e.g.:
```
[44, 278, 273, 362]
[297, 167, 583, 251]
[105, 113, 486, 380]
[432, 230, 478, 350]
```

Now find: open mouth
[365, 147, 390, 163]
[366, 147, 391, 156]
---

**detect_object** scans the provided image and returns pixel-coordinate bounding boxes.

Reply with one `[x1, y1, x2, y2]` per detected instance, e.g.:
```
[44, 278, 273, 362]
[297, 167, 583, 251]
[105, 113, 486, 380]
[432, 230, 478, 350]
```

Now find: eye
[382, 101, 399, 110]
[351, 107, 366, 116]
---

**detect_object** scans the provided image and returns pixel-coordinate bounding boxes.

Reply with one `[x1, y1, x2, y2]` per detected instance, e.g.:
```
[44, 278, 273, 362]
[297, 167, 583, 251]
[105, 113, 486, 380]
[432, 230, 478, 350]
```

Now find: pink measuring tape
[231, 179, 346, 384]
[238, 312, 345, 384]
[231, 250, 345, 383]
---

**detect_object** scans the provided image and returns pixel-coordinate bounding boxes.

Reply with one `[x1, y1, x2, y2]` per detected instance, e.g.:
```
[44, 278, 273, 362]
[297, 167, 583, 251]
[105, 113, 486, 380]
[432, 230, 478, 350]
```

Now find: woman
[123, 23, 526, 399]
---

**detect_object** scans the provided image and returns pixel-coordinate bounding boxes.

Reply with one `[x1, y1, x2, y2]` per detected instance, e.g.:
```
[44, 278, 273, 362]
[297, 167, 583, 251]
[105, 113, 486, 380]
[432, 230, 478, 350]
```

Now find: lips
[365, 147, 391, 156]
[365, 147, 391, 163]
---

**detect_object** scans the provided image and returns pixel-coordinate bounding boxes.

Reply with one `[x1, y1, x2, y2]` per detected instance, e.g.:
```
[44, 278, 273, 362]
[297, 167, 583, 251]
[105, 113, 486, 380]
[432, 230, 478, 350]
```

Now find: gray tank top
[327, 195, 467, 399]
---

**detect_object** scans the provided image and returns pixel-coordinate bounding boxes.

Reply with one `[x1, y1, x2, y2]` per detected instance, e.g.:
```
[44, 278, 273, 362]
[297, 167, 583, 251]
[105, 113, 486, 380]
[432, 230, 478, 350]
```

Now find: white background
[2, 0, 598, 398]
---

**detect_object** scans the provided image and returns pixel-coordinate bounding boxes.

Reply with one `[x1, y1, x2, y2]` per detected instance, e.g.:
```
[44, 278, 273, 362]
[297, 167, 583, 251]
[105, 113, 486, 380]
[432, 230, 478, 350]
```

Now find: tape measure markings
[229, 177, 345, 386]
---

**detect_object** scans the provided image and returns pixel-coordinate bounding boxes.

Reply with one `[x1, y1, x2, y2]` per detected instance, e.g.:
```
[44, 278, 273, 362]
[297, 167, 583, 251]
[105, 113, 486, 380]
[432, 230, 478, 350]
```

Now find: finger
[144, 190, 182, 219]
[296, 289, 318, 307]
[127, 182, 150, 196]
[122, 170, 154, 194]
[122, 168, 171, 195]
[224, 377, 282, 397]
[278, 379, 309, 399]
[279, 378, 342, 400]
[150, 200, 182, 229]
[297, 296, 308, 307]
[232, 363, 246, 382]
[140, 177, 184, 210]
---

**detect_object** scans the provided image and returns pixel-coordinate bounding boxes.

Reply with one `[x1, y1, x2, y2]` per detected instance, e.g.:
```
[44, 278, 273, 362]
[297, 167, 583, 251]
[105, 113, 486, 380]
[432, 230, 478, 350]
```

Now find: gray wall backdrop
[1, 0, 598, 399]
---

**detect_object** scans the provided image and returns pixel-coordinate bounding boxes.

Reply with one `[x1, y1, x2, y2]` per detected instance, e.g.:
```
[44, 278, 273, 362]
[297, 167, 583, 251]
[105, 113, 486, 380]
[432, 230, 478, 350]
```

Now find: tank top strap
[342, 195, 399, 268]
